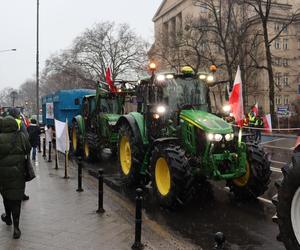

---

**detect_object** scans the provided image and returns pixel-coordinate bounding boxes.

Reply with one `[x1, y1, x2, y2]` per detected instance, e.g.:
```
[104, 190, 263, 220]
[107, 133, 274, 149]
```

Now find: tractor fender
[152, 137, 179, 147]
[116, 114, 146, 145]
[72, 115, 85, 136]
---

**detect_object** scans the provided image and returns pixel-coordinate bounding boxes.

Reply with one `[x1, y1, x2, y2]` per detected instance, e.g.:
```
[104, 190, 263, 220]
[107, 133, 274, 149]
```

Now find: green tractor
[116, 66, 271, 207]
[71, 81, 136, 161]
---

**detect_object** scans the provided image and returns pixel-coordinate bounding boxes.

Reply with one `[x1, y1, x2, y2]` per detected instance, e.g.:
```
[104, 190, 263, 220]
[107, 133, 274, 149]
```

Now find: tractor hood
[180, 110, 233, 134]
[101, 113, 121, 126]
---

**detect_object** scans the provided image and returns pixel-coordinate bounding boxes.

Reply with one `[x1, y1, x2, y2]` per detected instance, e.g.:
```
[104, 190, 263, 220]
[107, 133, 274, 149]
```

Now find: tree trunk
[262, 21, 275, 118]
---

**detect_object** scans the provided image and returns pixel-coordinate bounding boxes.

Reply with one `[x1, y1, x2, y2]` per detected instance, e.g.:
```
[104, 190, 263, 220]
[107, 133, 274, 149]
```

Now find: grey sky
[0, 0, 162, 90]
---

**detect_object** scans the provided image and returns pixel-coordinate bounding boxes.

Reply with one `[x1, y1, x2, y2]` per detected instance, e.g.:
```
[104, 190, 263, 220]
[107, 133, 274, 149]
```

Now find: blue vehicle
[42, 89, 96, 128]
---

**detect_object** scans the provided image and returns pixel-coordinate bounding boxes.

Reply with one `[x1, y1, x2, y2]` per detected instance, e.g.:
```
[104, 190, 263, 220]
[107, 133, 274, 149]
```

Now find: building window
[284, 96, 289, 105]
[275, 23, 281, 31]
[283, 74, 289, 86]
[275, 39, 281, 49]
[283, 39, 288, 50]
[275, 96, 282, 105]
[275, 72, 282, 86]
[282, 24, 288, 33]
[273, 57, 281, 66]
[282, 58, 289, 67]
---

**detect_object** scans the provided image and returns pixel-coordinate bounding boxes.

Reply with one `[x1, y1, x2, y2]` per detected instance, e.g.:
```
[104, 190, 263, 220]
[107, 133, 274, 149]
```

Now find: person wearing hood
[27, 118, 40, 161]
[0, 116, 31, 239]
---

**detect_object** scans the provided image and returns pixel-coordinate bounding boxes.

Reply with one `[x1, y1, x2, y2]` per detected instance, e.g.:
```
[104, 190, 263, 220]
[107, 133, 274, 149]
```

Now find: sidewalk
[0, 152, 200, 250]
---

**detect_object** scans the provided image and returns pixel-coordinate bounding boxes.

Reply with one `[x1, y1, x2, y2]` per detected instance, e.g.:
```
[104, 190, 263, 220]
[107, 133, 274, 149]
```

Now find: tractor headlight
[207, 133, 223, 142]
[207, 75, 215, 84]
[225, 133, 234, 141]
[156, 105, 166, 114]
[157, 75, 165, 81]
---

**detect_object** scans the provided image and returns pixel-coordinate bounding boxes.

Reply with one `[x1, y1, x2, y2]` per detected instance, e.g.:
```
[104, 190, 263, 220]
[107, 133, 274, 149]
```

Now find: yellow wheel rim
[72, 127, 77, 151]
[84, 142, 89, 159]
[155, 157, 171, 196]
[233, 161, 251, 187]
[119, 136, 131, 175]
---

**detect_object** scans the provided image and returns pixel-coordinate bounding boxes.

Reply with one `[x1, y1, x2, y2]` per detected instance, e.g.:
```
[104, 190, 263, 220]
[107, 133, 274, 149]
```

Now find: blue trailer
[42, 89, 95, 127]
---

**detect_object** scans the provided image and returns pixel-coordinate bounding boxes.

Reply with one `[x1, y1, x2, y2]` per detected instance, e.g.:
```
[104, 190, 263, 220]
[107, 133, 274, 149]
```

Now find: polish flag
[105, 67, 117, 93]
[263, 114, 272, 133]
[252, 103, 259, 116]
[229, 66, 244, 126]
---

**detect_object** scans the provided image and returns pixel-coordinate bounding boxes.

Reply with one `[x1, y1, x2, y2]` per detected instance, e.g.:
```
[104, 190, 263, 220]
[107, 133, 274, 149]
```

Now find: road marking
[270, 160, 287, 165]
[263, 145, 293, 150]
[224, 187, 273, 205]
[271, 167, 282, 173]
[260, 138, 285, 145]
[257, 197, 273, 205]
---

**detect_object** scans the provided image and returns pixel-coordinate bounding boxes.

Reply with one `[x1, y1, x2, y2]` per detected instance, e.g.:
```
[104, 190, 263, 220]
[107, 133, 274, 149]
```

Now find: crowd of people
[0, 108, 40, 239]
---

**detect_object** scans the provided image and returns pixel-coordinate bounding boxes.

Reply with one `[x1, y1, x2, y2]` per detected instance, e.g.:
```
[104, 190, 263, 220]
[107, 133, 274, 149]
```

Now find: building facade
[150, 0, 300, 115]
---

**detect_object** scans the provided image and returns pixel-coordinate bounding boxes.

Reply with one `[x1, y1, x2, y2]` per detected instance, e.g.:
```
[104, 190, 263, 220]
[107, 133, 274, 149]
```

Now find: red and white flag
[252, 103, 258, 116]
[263, 114, 272, 133]
[105, 67, 117, 93]
[229, 66, 244, 126]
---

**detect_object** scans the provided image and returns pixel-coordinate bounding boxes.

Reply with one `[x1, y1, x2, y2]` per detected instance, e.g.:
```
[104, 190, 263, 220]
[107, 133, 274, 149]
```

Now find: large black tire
[274, 151, 300, 250]
[118, 123, 143, 184]
[71, 120, 81, 156]
[150, 145, 195, 208]
[228, 143, 271, 200]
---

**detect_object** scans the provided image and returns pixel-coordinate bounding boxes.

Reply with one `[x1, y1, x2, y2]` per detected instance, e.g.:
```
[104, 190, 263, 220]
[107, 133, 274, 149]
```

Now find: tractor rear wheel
[150, 145, 195, 208]
[274, 152, 300, 250]
[71, 121, 81, 156]
[118, 123, 142, 183]
[228, 143, 271, 200]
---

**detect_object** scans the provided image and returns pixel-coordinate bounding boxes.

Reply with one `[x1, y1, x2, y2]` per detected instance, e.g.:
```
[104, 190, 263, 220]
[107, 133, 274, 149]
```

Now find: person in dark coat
[0, 116, 31, 239]
[27, 118, 40, 161]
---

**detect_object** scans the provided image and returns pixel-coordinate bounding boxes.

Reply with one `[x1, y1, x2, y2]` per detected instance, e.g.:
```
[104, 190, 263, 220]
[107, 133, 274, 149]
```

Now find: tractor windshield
[162, 77, 208, 112]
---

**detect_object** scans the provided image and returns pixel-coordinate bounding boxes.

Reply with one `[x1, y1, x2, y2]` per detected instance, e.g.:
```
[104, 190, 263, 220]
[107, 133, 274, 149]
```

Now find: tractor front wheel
[275, 152, 300, 250]
[118, 123, 142, 183]
[150, 145, 195, 208]
[228, 143, 271, 200]
[71, 121, 81, 156]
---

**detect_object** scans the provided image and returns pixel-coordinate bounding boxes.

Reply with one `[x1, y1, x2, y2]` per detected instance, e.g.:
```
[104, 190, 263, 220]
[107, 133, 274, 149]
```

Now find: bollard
[48, 141, 52, 162]
[38, 137, 41, 153]
[76, 157, 84, 192]
[42, 138, 46, 158]
[55, 147, 59, 170]
[96, 169, 105, 213]
[213, 232, 226, 250]
[131, 188, 144, 250]
[63, 151, 69, 179]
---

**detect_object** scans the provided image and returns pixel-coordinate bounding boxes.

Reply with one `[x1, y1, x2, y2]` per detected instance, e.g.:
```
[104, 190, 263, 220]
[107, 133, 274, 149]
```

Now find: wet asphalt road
[81, 135, 297, 250]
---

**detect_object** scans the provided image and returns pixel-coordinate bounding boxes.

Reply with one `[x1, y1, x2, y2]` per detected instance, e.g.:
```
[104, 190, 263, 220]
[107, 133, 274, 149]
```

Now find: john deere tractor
[272, 139, 300, 250]
[116, 65, 271, 207]
[71, 81, 136, 161]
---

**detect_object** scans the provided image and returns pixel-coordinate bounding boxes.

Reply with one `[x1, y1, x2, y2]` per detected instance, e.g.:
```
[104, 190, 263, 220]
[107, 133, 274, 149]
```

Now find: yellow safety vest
[15, 118, 22, 130]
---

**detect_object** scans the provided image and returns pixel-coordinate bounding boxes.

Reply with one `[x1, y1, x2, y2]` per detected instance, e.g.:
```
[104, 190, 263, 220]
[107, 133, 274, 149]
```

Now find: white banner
[54, 119, 70, 153]
[46, 102, 54, 119]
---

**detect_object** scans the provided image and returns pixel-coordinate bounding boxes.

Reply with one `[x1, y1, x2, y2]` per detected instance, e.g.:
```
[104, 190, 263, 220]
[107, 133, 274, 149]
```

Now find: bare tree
[73, 21, 149, 81]
[244, 0, 299, 117]
[0, 87, 14, 107]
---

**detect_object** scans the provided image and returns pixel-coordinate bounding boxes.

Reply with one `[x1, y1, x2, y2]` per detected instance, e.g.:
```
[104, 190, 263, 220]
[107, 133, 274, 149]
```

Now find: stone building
[150, 0, 300, 115]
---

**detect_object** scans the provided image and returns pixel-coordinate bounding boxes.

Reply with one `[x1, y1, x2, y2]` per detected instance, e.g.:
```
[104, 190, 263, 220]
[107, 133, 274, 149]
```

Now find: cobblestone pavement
[0, 152, 200, 250]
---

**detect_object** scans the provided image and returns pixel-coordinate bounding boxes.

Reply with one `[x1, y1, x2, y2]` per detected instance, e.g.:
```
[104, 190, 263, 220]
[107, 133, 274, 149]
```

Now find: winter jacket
[27, 124, 41, 147]
[0, 116, 31, 200]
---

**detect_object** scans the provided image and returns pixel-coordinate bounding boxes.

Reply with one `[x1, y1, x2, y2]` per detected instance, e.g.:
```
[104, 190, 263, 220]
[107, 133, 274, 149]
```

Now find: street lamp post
[36, 0, 40, 124]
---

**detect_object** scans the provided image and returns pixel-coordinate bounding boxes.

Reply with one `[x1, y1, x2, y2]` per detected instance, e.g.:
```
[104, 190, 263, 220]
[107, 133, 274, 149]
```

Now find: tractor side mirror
[74, 98, 80, 105]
